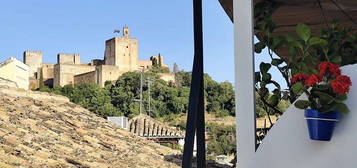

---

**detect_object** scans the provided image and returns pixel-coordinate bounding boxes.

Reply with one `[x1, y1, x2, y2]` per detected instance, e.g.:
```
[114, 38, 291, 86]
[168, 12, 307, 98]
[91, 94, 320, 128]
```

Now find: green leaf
[335, 94, 347, 103]
[292, 82, 305, 94]
[308, 37, 327, 46]
[296, 23, 311, 41]
[313, 85, 329, 91]
[254, 41, 266, 53]
[269, 95, 280, 106]
[319, 104, 333, 113]
[285, 35, 295, 42]
[331, 56, 342, 64]
[313, 91, 334, 104]
[322, 46, 329, 56]
[271, 36, 285, 49]
[262, 73, 272, 81]
[331, 103, 349, 115]
[272, 89, 281, 99]
[260, 62, 271, 74]
[297, 62, 309, 74]
[258, 87, 269, 97]
[271, 59, 284, 66]
[294, 100, 311, 109]
[255, 72, 261, 82]
[288, 41, 303, 50]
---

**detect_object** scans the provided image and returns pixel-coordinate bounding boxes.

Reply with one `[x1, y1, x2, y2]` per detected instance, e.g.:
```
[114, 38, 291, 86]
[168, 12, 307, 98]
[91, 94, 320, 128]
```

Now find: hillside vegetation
[37, 67, 288, 157]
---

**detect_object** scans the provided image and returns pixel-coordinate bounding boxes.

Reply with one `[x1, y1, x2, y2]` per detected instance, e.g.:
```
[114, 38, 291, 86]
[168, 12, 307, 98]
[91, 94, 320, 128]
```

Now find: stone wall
[74, 71, 96, 85]
[90, 59, 104, 66]
[42, 64, 54, 79]
[158, 73, 175, 83]
[23, 51, 42, 78]
[137, 60, 152, 69]
[54, 64, 96, 87]
[57, 53, 80, 64]
[96, 65, 123, 87]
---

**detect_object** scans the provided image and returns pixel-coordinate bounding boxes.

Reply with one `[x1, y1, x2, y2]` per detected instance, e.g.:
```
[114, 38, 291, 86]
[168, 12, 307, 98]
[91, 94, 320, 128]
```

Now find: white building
[107, 116, 128, 130]
[0, 57, 30, 90]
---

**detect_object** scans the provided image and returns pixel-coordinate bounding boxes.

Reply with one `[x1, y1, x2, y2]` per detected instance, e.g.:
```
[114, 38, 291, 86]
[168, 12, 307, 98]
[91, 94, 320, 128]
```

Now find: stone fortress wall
[96, 65, 125, 87]
[57, 53, 81, 65]
[54, 64, 96, 86]
[74, 71, 97, 85]
[23, 27, 174, 89]
[23, 51, 42, 78]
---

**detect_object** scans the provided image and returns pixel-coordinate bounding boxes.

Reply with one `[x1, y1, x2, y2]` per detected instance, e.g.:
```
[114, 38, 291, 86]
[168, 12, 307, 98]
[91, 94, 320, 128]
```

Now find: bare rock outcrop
[0, 86, 181, 168]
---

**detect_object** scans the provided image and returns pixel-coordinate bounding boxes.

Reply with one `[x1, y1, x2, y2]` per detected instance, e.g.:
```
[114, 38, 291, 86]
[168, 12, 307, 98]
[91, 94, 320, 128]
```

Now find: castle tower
[104, 26, 138, 71]
[57, 53, 80, 64]
[23, 51, 43, 78]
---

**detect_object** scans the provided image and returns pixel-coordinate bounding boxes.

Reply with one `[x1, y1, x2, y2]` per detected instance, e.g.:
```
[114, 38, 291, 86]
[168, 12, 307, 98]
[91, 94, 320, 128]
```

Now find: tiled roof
[0, 86, 181, 167]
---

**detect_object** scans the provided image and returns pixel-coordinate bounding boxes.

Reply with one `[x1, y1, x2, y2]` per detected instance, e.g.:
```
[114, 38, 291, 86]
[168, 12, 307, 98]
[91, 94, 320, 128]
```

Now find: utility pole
[135, 66, 145, 115]
[146, 77, 153, 116]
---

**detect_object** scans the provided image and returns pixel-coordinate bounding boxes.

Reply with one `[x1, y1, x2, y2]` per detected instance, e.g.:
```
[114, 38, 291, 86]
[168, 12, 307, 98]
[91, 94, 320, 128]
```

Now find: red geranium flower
[306, 74, 322, 86]
[336, 75, 352, 87]
[291, 73, 308, 84]
[330, 75, 351, 95]
[318, 62, 341, 77]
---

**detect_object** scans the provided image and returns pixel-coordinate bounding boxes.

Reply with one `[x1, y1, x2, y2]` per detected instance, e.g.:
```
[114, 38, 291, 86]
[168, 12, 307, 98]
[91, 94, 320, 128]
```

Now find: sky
[0, 0, 285, 87]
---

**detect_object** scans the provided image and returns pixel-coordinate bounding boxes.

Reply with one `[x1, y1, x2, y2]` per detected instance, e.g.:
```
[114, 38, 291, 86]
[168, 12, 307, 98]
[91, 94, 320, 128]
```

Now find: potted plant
[291, 62, 352, 141]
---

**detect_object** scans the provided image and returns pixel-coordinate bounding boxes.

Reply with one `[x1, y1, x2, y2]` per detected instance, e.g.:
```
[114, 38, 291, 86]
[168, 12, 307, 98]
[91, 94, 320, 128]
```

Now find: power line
[329, 0, 357, 26]
[316, 0, 328, 27]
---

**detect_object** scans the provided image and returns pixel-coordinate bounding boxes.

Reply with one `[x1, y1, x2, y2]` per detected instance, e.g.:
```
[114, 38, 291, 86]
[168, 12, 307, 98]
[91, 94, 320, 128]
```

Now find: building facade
[0, 57, 30, 90]
[23, 27, 174, 88]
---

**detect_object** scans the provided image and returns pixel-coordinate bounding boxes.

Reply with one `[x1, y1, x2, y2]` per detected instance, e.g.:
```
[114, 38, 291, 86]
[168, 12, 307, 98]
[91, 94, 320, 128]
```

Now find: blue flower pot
[305, 109, 340, 141]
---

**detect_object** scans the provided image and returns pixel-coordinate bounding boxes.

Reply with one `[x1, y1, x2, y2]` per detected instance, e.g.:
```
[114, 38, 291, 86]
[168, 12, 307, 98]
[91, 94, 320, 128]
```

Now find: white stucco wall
[248, 64, 357, 168]
[0, 57, 30, 90]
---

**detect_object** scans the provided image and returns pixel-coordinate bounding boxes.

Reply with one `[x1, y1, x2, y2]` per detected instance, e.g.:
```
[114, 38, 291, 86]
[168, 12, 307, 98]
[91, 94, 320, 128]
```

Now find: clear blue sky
[0, 0, 285, 86]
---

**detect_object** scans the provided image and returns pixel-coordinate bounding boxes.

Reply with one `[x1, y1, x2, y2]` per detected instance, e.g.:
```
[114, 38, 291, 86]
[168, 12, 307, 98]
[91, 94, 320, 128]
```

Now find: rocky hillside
[0, 86, 181, 168]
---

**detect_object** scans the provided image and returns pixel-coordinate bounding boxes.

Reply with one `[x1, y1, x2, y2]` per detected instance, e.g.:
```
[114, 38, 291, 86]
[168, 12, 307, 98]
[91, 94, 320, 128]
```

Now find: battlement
[57, 53, 80, 64]
[24, 50, 42, 54]
[23, 51, 43, 67]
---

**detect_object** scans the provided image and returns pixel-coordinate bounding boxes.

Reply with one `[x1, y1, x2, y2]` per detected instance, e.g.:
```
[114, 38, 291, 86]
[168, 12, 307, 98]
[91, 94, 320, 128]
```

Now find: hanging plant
[291, 62, 352, 141]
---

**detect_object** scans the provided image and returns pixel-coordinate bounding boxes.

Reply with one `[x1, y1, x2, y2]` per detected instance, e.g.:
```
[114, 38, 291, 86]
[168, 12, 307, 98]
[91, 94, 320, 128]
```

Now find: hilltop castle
[23, 27, 174, 89]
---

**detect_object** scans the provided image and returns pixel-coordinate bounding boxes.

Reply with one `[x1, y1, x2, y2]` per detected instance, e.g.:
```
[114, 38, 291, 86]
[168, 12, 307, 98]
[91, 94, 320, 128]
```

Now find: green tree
[67, 83, 121, 118]
[207, 123, 236, 155]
